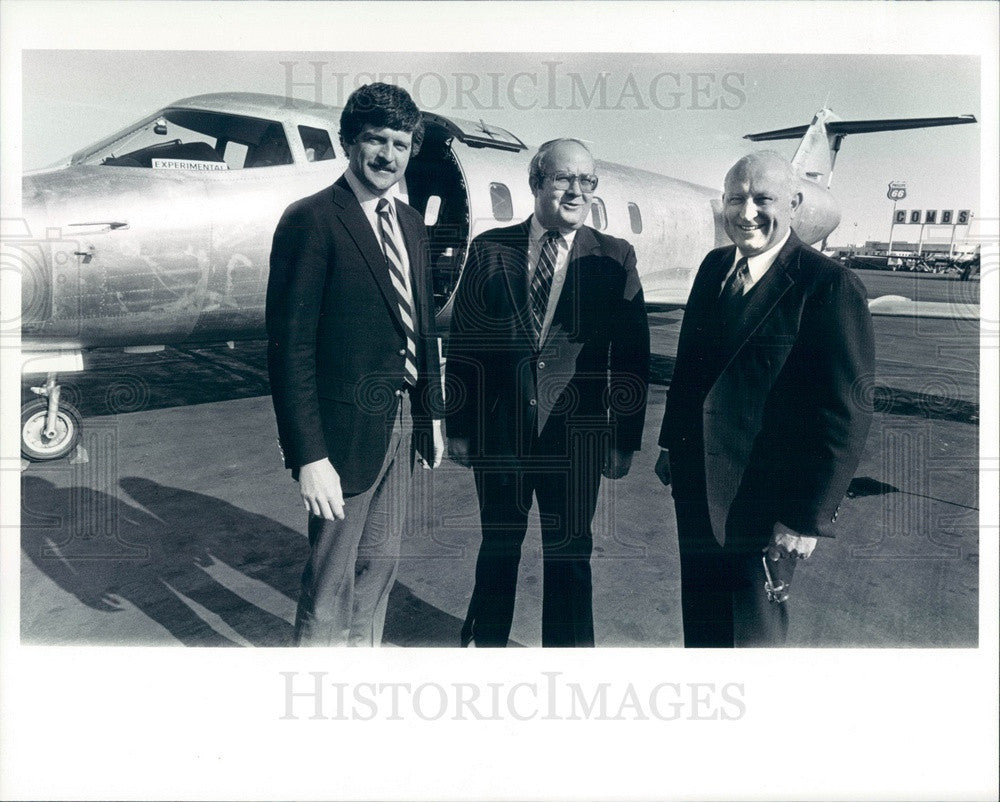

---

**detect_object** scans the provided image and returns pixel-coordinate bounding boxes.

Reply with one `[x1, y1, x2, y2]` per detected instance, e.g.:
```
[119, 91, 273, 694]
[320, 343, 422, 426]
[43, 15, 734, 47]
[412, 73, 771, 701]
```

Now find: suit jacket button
[399, 348, 406, 356]
[529, 399, 537, 406]
[538, 361, 546, 369]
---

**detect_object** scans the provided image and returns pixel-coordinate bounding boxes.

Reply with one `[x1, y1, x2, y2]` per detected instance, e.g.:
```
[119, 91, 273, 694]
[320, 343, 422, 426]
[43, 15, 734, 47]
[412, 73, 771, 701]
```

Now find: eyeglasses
[545, 172, 599, 192]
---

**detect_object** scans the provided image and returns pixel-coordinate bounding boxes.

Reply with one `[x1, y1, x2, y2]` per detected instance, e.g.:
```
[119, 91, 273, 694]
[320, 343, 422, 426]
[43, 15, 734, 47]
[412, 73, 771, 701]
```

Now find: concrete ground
[19, 270, 981, 647]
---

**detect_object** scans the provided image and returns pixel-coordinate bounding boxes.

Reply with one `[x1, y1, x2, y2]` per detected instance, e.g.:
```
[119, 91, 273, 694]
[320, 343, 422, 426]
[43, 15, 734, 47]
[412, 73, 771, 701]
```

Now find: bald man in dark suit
[656, 151, 875, 647]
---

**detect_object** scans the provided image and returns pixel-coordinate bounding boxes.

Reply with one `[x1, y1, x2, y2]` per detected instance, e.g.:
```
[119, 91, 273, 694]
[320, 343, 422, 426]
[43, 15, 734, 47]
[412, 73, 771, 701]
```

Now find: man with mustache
[655, 150, 875, 647]
[266, 83, 443, 646]
[447, 138, 650, 647]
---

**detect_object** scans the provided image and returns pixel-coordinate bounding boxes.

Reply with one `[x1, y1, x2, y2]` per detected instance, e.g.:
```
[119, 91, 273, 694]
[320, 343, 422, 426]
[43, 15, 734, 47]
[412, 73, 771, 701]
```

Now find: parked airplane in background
[16, 92, 976, 460]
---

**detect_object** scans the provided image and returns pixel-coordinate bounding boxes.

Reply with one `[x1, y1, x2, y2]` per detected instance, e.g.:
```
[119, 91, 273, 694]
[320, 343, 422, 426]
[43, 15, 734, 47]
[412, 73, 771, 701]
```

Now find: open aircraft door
[406, 113, 530, 326]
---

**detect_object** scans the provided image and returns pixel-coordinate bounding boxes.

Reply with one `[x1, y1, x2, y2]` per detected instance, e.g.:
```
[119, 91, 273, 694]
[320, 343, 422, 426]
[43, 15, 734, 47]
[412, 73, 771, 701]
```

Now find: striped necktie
[529, 230, 560, 347]
[376, 198, 418, 387]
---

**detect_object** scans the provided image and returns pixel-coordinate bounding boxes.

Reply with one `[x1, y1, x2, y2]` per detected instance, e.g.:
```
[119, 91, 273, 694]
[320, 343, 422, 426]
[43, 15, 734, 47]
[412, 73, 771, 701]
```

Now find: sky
[21, 50, 981, 247]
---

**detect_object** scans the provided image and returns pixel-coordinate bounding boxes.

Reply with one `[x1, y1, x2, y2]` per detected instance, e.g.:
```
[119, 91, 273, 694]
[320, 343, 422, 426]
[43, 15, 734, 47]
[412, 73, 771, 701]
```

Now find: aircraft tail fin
[744, 110, 976, 188]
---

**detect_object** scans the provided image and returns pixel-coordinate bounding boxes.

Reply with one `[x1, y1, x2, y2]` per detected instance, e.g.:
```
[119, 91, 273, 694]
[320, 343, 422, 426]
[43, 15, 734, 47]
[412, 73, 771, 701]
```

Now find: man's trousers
[293, 392, 412, 647]
[461, 447, 603, 648]
[673, 492, 797, 648]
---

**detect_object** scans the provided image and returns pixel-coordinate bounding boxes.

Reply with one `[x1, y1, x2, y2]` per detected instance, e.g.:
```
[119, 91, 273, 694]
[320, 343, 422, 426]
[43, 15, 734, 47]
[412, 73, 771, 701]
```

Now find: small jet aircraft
[15, 92, 976, 460]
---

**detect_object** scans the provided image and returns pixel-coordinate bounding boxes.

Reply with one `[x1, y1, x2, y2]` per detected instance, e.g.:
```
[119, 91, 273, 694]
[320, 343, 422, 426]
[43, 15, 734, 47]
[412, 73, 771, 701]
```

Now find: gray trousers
[294, 392, 412, 647]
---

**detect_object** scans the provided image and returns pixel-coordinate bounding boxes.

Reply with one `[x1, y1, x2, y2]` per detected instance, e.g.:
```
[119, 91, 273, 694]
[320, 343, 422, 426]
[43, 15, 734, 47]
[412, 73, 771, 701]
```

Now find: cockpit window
[76, 109, 293, 170]
[223, 141, 249, 170]
[244, 123, 293, 168]
[298, 126, 336, 162]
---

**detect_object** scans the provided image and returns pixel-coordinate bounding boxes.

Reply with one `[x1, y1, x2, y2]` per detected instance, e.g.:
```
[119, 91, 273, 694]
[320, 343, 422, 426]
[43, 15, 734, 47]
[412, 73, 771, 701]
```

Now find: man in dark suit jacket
[655, 151, 875, 647]
[266, 83, 443, 647]
[447, 139, 650, 647]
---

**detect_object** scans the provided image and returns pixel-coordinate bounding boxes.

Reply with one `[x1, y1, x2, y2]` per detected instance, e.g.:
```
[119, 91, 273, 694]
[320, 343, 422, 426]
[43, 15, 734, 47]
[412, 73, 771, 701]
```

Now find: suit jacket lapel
[331, 176, 404, 333]
[498, 220, 534, 344]
[541, 225, 600, 350]
[712, 234, 800, 377]
[687, 245, 736, 334]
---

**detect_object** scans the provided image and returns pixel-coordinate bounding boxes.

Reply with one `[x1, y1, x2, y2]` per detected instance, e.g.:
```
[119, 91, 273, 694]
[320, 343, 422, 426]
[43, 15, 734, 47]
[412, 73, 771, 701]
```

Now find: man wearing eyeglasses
[446, 138, 650, 647]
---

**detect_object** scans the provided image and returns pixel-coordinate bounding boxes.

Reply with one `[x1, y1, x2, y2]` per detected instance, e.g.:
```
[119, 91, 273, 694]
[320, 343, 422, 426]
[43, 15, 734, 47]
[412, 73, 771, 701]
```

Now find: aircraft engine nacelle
[793, 178, 841, 246]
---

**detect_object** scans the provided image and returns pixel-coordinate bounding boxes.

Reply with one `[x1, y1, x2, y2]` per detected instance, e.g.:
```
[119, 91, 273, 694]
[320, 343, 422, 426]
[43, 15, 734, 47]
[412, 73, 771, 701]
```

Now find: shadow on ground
[21, 475, 462, 647]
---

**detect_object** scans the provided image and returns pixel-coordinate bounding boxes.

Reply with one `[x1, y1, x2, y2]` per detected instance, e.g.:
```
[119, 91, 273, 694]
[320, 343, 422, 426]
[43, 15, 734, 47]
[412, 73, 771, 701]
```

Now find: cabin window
[591, 197, 608, 230]
[423, 195, 442, 226]
[298, 126, 336, 162]
[627, 202, 643, 234]
[77, 109, 294, 170]
[490, 182, 513, 221]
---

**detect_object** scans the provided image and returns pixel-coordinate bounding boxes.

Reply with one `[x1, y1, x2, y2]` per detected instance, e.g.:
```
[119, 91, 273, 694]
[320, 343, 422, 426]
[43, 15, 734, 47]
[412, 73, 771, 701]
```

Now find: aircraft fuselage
[19, 92, 844, 352]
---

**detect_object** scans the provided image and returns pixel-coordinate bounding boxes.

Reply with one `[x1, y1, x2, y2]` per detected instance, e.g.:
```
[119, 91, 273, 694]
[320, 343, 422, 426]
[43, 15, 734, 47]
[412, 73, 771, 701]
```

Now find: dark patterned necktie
[376, 198, 418, 387]
[717, 256, 751, 320]
[529, 230, 560, 347]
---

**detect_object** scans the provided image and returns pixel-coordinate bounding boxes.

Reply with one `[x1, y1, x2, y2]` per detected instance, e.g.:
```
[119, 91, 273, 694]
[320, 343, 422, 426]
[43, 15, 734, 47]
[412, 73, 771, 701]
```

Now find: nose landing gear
[21, 373, 82, 462]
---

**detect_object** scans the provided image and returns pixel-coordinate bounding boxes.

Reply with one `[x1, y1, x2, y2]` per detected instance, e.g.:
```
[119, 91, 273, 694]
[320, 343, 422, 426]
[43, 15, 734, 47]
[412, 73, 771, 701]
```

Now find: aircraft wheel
[21, 398, 82, 462]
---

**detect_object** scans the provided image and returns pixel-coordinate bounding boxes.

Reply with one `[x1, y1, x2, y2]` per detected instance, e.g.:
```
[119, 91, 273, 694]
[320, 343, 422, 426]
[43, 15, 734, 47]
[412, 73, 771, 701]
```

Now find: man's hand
[298, 458, 345, 521]
[766, 524, 818, 560]
[654, 449, 672, 486]
[417, 420, 445, 469]
[448, 436, 472, 468]
[602, 448, 634, 480]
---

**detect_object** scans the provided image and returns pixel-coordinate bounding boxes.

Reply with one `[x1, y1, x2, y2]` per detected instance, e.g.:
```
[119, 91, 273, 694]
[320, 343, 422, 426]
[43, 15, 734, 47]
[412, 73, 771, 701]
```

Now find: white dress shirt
[527, 216, 578, 344]
[343, 168, 414, 305]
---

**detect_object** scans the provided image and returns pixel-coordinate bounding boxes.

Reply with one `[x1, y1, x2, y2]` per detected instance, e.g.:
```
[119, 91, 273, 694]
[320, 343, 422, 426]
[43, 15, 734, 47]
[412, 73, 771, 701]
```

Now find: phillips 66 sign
[887, 181, 907, 201]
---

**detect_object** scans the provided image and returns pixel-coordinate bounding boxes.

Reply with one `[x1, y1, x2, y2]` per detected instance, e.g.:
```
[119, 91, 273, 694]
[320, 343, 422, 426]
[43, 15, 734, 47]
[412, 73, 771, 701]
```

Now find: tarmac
[19, 270, 982, 647]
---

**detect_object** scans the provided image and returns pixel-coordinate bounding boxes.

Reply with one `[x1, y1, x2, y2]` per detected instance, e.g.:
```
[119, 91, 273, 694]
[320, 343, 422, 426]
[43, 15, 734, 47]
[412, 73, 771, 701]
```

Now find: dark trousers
[673, 493, 796, 648]
[462, 452, 603, 648]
